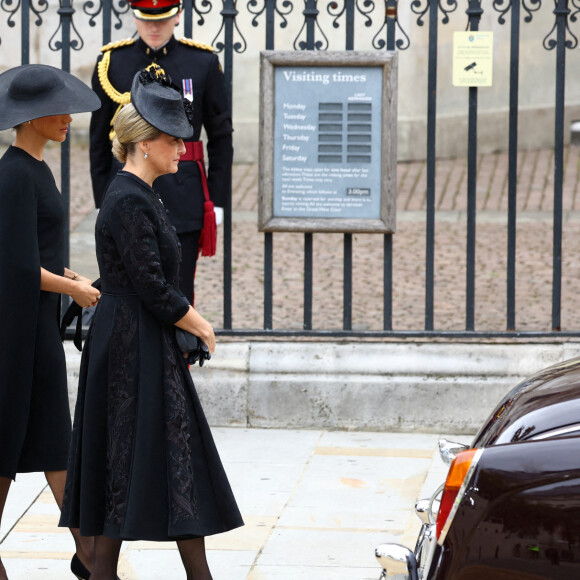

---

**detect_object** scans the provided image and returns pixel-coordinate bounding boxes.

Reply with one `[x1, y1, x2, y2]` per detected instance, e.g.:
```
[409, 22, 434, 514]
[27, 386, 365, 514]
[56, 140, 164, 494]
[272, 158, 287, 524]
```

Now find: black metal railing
[3, 0, 580, 338]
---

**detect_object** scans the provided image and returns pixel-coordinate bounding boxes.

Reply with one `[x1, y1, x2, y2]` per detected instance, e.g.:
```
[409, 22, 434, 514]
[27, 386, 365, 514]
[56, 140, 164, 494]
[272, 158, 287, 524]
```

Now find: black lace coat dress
[59, 171, 243, 541]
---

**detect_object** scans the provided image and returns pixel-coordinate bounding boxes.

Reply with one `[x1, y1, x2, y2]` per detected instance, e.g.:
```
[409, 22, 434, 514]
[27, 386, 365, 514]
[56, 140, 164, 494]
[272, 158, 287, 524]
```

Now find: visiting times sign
[259, 51, 398, 233]
[276, 67, 380, 219]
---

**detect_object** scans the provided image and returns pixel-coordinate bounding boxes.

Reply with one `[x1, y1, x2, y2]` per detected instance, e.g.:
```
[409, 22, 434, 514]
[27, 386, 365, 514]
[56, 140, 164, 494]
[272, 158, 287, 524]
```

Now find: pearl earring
[144, 152, 148, 159]
[28, 121, 31, 125]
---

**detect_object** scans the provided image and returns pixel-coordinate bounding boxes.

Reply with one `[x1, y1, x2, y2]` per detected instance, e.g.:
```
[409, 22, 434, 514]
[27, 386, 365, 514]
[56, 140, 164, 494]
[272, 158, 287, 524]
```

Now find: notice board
[259, 51, 398, 233]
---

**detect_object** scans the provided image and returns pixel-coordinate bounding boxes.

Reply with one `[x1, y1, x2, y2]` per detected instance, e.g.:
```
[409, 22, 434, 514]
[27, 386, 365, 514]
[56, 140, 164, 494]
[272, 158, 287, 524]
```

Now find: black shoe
[71, 554, 90, 580]
[71, 552, 122, 580]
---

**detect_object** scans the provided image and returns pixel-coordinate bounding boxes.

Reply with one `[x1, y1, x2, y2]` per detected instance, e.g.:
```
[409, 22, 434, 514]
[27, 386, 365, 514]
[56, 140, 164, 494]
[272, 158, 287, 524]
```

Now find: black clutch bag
[175, 328, 211, 367]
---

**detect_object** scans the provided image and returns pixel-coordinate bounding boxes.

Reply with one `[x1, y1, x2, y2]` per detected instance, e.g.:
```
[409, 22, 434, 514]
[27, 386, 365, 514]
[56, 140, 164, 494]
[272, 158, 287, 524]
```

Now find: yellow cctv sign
[453, 31, 493, 87]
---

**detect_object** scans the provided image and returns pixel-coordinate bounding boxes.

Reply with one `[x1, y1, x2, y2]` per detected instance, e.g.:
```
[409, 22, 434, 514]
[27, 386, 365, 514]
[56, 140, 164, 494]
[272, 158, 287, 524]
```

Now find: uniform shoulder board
[178, 37, 214, 52]
[100, 37, 135, 53]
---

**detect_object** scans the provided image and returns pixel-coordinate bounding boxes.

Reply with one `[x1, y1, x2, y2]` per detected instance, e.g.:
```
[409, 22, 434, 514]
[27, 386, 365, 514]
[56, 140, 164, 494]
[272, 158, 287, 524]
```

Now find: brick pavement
[24, 143, 580, 333]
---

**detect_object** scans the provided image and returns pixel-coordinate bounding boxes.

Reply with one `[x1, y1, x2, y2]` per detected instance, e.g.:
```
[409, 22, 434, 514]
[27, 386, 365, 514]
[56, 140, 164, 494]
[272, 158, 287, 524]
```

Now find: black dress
[0, 146, 72, 480]
[59, 171, 243, 541]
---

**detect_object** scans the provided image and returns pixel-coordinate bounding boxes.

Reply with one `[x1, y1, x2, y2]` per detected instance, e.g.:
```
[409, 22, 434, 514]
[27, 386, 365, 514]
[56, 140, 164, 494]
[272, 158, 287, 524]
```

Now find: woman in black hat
[59, 67, 243, 580]
[0, 64, 101, 580]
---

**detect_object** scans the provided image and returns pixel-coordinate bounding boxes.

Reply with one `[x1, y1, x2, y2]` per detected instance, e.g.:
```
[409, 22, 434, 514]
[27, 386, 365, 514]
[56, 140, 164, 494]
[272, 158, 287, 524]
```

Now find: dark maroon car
[375, 356, 580, 580]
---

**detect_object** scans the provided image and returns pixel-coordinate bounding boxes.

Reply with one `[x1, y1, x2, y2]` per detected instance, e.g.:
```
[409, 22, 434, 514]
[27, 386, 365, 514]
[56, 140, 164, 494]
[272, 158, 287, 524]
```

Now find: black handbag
[175, 328, 211, 367]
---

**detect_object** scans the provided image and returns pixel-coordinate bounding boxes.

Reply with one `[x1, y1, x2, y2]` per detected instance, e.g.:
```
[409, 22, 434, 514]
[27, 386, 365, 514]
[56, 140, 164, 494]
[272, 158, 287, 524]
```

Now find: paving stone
[0, 428, 458, 578]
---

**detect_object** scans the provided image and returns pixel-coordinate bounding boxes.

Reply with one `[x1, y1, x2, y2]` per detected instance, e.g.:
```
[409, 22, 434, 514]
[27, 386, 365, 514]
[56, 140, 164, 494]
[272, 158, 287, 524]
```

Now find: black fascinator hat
[131, 65, 193, 140]
[0, 64, 101, 131]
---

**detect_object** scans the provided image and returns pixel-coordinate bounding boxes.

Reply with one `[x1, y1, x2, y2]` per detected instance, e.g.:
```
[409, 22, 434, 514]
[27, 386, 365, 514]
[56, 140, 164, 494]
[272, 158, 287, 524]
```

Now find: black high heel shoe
[71, 553, 122, 580]
[71, 554, 90, 580]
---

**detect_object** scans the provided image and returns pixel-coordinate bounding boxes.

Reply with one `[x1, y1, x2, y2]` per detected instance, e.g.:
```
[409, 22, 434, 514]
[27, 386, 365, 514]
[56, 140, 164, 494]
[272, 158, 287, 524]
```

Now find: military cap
[128, 0, 181, 21]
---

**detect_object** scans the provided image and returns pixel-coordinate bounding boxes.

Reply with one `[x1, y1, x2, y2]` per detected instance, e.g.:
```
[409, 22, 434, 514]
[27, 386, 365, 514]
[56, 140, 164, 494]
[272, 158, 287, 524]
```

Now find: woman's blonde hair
[112, 103, 161, 163]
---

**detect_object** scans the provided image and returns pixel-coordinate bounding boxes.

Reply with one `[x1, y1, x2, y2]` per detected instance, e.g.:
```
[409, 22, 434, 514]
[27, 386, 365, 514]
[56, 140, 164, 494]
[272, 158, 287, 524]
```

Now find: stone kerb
[65, 341, 580, 433]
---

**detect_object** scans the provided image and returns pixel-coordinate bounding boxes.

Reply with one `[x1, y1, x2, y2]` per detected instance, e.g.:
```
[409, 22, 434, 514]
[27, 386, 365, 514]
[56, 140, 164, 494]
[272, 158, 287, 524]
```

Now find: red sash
[180, 141, 216, 257]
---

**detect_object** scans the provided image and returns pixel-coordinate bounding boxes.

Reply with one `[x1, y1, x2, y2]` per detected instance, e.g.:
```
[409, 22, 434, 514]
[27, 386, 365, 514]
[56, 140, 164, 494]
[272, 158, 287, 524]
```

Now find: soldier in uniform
[89, 0, 232, 305]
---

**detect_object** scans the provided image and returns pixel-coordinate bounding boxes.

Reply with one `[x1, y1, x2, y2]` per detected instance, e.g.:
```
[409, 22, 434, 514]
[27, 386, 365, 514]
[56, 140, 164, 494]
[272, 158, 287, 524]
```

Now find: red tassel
[200, 199, 217, 257]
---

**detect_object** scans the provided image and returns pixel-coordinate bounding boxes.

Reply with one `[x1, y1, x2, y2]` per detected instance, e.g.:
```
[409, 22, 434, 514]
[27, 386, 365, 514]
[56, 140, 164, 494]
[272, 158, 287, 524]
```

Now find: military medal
[182, 78, 193, 102]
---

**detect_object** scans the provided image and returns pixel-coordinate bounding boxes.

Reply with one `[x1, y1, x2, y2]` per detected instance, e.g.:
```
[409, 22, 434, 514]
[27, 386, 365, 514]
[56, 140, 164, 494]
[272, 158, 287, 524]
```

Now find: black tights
[90, 535, 212, 580]
[177, 537, 213, 580]
[90, 536, 122, 580]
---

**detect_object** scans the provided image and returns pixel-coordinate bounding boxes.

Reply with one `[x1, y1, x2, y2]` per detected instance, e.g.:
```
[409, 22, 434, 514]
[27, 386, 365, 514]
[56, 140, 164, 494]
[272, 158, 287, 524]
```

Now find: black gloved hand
[184, 340, 211, 367]
[175, 327, 211, 367]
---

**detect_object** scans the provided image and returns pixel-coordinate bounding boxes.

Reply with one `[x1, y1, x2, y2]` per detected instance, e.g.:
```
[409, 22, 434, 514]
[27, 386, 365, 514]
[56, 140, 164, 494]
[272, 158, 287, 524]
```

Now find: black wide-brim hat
[131, 67, 193, 139]
[0, 64, 101, 131]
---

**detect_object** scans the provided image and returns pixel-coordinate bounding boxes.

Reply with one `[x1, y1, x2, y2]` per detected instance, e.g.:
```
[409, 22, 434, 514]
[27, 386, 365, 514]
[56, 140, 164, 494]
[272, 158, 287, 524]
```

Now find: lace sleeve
[107, 191, 189, 325]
